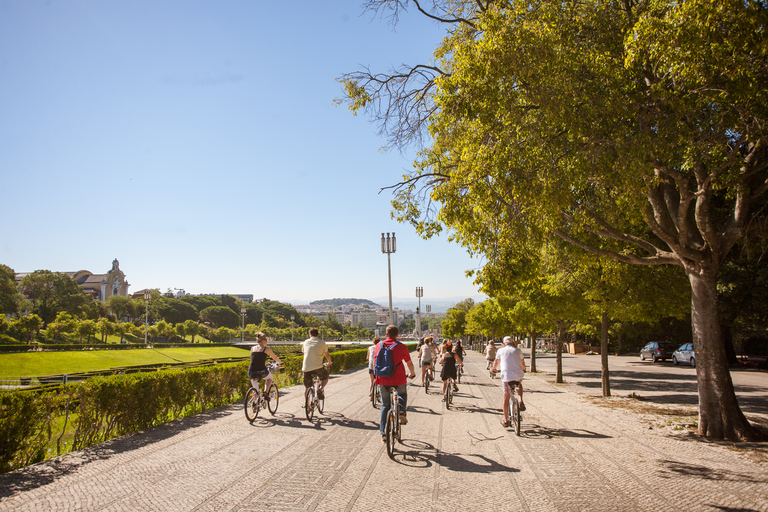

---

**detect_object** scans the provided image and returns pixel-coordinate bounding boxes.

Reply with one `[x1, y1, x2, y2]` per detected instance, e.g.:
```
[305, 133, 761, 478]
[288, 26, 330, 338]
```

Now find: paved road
[1, 350, 766, 512]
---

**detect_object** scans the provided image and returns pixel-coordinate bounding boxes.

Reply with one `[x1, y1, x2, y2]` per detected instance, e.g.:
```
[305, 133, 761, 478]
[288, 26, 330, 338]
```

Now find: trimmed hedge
[0, 342, 237, 353]
[0, 345, 383, 474]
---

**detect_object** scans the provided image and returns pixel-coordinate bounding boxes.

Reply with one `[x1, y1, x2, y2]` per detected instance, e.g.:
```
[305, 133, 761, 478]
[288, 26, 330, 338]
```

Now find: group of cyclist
[248, 325, 527, 434]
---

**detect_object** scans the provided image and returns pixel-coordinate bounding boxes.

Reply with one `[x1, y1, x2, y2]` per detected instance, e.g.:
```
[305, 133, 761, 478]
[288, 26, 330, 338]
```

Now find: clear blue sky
[0, 0, 485, 308]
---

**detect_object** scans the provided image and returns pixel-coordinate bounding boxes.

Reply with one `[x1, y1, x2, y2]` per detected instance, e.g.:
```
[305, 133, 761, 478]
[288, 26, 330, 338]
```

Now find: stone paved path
[1, 350, 766, 512]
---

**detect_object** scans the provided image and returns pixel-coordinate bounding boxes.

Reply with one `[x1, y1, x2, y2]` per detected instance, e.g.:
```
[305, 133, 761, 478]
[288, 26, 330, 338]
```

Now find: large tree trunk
[556, 320, 564, 384]
[601, 310, 610, 397]
[719, 321, 738, 365]
[687, 267, 757, 440]
[529, 329, 538, 373]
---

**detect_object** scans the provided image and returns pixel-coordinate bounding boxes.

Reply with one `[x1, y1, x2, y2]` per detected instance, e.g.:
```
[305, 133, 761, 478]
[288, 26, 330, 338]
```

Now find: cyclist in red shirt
[375, 325, 416, 441]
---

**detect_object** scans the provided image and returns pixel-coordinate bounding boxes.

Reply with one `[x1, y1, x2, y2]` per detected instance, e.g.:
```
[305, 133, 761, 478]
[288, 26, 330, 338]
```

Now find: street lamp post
[416, 287, 423, 339]
[240, 306, 246, 343]
[144, 290, 151, 345]
[426, 304, 432, 335]
[381, 232, 397, 325]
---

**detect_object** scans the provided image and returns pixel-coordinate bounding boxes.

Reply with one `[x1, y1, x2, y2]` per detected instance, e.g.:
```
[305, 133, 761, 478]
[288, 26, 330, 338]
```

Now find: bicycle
[370, 381, 381, 409]
[383, 386, 403, 459]
[457, 362, 463, 384]
[507, 380, 523, 435]
[488, 362, 495, 379]
[423, 362, 434, 393]
[304, 363, 329, 421]
[244, 362, 281, 422]
[443, 377, 455, 409]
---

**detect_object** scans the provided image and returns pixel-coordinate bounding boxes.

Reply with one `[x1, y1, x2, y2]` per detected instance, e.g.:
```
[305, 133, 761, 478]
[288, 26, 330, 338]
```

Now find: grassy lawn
[0, 346, 252, 377]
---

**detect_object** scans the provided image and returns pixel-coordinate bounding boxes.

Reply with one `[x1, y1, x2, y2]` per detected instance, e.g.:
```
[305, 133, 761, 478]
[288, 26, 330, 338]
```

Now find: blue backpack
[374, 341, 400, 378]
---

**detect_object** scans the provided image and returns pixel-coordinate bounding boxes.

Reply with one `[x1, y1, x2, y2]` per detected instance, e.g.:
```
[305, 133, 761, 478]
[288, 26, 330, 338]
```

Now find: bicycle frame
[384, 387, 401, 459]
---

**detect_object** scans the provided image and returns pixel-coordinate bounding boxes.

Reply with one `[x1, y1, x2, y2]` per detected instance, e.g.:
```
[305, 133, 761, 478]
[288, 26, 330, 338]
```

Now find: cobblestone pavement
[1, 350, 767, 512]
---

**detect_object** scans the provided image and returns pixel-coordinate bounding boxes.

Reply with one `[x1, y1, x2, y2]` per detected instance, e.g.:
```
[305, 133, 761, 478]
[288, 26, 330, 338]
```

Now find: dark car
[640, 341, 676, 362]
[672, 343, 696, 367]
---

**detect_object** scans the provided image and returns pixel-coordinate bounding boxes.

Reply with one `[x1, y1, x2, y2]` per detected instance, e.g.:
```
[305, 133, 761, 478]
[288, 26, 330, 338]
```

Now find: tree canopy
[340, 0, 768, 440]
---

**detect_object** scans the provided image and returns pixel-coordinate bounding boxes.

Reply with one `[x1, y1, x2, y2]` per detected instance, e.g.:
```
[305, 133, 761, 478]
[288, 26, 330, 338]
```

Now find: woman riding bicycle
[439, 341, 463, 399]
[248, 332, 283, 393]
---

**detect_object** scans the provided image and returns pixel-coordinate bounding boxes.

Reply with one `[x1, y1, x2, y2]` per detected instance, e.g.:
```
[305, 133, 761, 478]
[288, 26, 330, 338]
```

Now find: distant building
[16, 258, 129, 301]
[351, 311, 378, 330]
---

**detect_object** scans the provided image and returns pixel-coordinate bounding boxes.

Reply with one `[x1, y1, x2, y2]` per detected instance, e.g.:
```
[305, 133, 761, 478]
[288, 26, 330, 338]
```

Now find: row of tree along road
[337, 0, 768, 441]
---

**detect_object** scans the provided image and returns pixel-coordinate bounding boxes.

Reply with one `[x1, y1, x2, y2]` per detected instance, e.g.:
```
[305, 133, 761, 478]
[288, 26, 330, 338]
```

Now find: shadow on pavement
[393, 440, 521, 473]
[566, 369, 767, 416]
[659, 459, 767, 484]
[519, 424, 612, 440]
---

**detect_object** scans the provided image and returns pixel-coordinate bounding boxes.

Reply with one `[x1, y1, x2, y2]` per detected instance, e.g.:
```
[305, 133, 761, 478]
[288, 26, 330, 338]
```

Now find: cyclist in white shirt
[492, 336, 526, 427]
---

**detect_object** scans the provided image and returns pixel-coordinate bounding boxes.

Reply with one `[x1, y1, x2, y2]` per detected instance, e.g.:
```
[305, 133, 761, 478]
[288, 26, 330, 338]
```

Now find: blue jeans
[379, 384, 408, 436]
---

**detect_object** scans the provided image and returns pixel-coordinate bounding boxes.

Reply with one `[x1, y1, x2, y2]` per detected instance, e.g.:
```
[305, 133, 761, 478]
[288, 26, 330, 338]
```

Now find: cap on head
[503, 336, 513, 345]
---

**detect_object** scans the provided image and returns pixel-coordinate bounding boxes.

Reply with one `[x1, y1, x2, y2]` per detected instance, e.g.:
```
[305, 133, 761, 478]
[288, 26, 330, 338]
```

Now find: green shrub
[0, 346, 372, 473]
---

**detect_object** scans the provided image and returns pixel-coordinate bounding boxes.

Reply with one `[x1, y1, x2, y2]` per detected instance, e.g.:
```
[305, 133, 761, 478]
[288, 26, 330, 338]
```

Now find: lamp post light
[240, 306, 246, 343]
[426, 304, 432, 335]
[144, 290, 151, 345]
[416, 287, 423, 339]
[381, 232, 397, 325]
[291, 314, 295, 342]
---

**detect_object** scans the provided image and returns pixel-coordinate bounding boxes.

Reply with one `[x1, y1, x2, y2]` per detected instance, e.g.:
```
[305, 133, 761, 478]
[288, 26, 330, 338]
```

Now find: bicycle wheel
[304, 387, 315, 421]
[371, 384, 379, 409]
[244, 388, 259, 422]
[512, 396, 521, 436]
[424, 374, 429, 393]
[266, 383, 279, 415]
[385, 410, 395, 459]
[318, 393, 325, 414]
[457, 368, 461, 384]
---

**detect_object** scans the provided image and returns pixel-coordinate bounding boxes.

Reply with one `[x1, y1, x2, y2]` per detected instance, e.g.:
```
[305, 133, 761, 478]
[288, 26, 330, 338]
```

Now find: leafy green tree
[115, 322, 130, 344]
[107, 295, 136, 321]
[19, 271, 88, 325]
[77, 319, 97, 343]
[341, 0, 767, 441]
[154, 296, 198, 324]
[14, 314, 43, 343]
[96, 317, 112, 343]
[183, 320, 200, 343]
[180, 294, 221, 312]
[48, 312, 77, 343]
[0, 264, 22, 316]
[155, 320, 172, 341]
[175, 323, 186, 341]
[199, 306, 239, 329]
[466, 298, 513, 341]
[442, 299, 474, 339]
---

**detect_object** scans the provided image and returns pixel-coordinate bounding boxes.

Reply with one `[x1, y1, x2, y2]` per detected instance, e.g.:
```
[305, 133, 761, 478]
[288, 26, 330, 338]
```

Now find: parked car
[640, 341, 676, 362]
[672, 343, 696, 367]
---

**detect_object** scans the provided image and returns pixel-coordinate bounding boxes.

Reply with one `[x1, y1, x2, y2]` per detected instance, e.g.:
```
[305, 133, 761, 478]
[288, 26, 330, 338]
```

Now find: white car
[672, 343, 695, 367]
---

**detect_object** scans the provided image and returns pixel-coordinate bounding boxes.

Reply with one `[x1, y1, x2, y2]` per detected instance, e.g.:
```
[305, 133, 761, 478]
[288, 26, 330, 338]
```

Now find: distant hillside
[310, 298, 381, 308]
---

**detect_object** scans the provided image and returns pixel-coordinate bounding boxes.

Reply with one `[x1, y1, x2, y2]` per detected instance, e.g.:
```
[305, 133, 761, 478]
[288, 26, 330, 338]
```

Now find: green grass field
[0, 346, 253, 377]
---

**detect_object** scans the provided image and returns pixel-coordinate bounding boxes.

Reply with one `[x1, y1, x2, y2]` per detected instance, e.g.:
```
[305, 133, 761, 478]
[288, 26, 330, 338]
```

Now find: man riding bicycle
[492, 336, 526, 427]
[302, 327, 332, 399]
[375, 325, 416, 441]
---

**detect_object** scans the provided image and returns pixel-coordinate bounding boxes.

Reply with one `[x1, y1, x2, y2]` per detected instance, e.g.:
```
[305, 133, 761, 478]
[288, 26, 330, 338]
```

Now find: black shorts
[248, 370, 270, 380]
